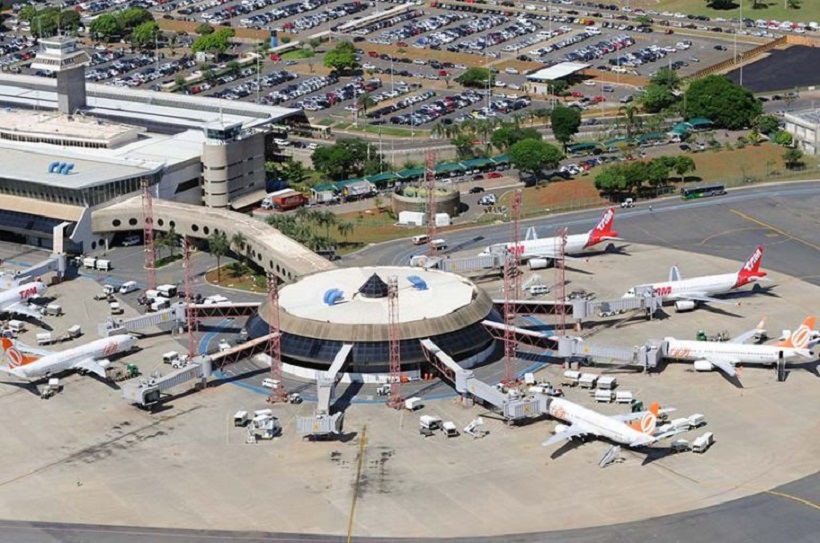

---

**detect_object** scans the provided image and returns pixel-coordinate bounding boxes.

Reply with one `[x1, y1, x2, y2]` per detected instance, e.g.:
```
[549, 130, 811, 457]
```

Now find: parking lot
[0, 0, 768, 130]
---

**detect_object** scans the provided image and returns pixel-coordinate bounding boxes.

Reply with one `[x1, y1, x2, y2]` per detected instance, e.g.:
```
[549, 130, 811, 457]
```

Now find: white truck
[442, 421, 459, 437]
[419, 415, 442, 431]
[404, 397, 423, 411]
[692, 432, 714, 453]
[119, 281, 139, 294]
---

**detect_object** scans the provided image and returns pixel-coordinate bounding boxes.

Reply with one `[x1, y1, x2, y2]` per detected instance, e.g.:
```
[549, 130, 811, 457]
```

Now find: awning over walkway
[229, 188, 268, 210]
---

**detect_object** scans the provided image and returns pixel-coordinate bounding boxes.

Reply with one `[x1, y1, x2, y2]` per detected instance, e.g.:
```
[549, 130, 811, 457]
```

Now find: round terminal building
[246, 266, 500, 377]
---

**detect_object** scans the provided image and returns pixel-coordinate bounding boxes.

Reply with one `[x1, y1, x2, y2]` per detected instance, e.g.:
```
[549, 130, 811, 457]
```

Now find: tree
[196, 23, 214, 35]
[618, 104, 638, 139]
[131, 21, 158, 49]
[684, 75, 762, 130]
[18, 5, 37, 23]
[550, 106, 582, 151]
[207, 231, 230, 283]
[783, 148, 804, 170]
[651, 67, 681, 91]
[58, 9, 81, 31]
[787, 0, 801, 8]
[311, 138, 385, 180]
[357, 92, 376, 118]
[302, 48, 315, 72]
[508, 139, 564, 180]
[155, 225, 180, 259]
[451, 133, 477, 159]
[174, 74, 186, 88]
[282, 159, 310, 186]
[89, 13, 122, 42]
[116, 7, 153, 31]
[641, 82, 677, 113]
[753, 114, 780, 135]
[455, 67, 494, 89]
[226, 60, 240, 74]
[192, 28, 235, 55]
[308, 38, 322, 52]
[337, 221, 355, 242]
[622, 161, 649, 192]
[491, 126, 542, 152]
[774, 130, 793, 146]
[323, 41, 358, 74]
[646, 159, 671, 188]
[595, 164, 628, 198]
[230, 231, 249, 264]
[673, 156, 696, 182]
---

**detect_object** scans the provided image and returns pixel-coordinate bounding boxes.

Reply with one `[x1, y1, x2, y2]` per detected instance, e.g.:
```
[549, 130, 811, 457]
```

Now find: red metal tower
[266, 273, 288, 403]
[182, 236, 197, 360]
[141, 178, 157, 291]
[424, 149, 437, 257]
[502, 190, 523, 384]
[554, 226, 568, 335]
[386, 275, 403, 409]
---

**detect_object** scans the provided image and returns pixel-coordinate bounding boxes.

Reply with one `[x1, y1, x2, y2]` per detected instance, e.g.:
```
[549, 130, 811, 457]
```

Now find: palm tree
[230, 231, 248, 266]
[336, 220, 355, 243]
[618, 104, 637, 140]
[207, 231, 229, 283]
[431, 122, 448, 140]
[317, 210, 337, 240]
[357, 92, 376, 118]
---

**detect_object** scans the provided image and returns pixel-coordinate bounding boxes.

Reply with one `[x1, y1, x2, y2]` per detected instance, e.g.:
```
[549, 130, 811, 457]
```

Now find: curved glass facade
[246, 308, 502, 374]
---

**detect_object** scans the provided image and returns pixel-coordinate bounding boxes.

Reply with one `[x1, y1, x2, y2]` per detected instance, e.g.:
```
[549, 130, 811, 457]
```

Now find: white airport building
[783, 108, 820, 156]
[0, 36, 306, 253]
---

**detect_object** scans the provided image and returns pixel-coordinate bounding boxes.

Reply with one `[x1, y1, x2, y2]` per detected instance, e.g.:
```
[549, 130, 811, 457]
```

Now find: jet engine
[554, 423, 570, 435]
[528, 258, 550, 270]
[674, 300, 696, 312]
[693, 359, 714, 372]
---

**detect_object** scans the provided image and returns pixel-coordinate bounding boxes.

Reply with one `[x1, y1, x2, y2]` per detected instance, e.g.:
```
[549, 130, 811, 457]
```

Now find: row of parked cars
[454, 17, 541, 54]
[285, 1, 369, 32]
[368, 89, 434, 119]
[357, 8, 425, 38]
[259, 74, 337, 106]
[236, 0, 337, 29]
[372, 13, 464, 44]
[387, 90, 485, 126]
[298, 78, 382, 112]
[563, 33, 635, 63]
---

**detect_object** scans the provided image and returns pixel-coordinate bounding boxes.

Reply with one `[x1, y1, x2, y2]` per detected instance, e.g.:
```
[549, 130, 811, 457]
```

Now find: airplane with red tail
[622, 246, 769, 311]
[479, 207, 621, 261]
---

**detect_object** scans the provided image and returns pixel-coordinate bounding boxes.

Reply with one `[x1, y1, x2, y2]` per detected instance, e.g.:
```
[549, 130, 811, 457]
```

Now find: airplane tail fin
[735, 246, 767, 287]
[0, 338, 40, 369]
[585, 207, 619, 248]
[629, 401, 659, 435]
[776, 316, 817, 350]
[668, 265, 682, 282]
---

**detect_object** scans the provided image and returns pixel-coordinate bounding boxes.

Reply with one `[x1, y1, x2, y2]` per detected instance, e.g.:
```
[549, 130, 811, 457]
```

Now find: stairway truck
[674, 300, 696, 312]
[528, 258, 550, 270]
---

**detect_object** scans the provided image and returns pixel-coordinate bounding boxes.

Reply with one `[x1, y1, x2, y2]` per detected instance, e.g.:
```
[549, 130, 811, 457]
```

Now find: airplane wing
[11, 341, 52, 357]
[72, 358, 110, 379]
[700, 355, 740, 377]
[6, 302, 44, 321]
[729, 318, 767, 345]
[542, 425, 588, 447]
[609, 407, 676, 423]
[652, 427, 689, 442]
[669, 292, 730, 305]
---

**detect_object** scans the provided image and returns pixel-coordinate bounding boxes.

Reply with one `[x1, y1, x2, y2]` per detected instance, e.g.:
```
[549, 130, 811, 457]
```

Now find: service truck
[261, 189, 307, 211]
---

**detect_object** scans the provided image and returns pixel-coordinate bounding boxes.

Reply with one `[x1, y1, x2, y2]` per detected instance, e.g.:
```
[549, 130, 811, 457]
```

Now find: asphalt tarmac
[2, 180, 818, 543]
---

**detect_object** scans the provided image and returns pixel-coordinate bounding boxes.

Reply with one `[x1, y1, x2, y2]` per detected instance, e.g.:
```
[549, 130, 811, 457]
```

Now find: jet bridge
[553, 336, 666, 372]
[297, 343, 353, 439]
[98, 302, 261, 337]
[420, 338, 544, 423]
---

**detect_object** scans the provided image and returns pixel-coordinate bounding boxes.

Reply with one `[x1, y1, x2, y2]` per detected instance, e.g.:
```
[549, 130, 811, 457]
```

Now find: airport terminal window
[128, 218, 138, 226]
[203, 226, 210, 235]
[112, 219, 121, 227]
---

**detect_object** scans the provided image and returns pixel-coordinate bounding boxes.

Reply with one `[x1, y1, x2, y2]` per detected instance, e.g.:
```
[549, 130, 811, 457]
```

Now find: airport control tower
[30, 36, 91, 115]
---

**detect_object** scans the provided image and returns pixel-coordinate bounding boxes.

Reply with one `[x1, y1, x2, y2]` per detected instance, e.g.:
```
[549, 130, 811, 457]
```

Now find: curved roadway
[3, 181, 820, 543]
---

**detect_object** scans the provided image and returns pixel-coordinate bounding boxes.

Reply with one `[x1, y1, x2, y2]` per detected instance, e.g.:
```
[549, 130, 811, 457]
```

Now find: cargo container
[594, 389, 614, 403]
[597, 376, 617, 390]
[688, 413, 707, 428]
[82, 257, 97, 269]
[579, 373, 598, 389]
[405, 397, 423, 411]
[562, 370, 581, 387]
[692, 432, 714, 453]
[615, 391, 633, 403]
[95, 259, 112, 271]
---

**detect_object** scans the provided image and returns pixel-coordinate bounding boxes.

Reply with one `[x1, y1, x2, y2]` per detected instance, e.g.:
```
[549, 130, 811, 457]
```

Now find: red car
[487, 172, 502, 179]
[593, 95, 606, 103]
[269, 54, 281, 61]
[368, 51, 379, 58]
[571, 91, 584, 98]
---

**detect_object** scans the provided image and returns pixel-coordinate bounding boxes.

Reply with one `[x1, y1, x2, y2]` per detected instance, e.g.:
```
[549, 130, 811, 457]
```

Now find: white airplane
[0, 281, 47, 321]
[480, 207, 621, 261]
[665, 316, 816, 377]
[0, 335, 136, 381]
[542, 397, 683, 449]
[623, 246, 768, 311]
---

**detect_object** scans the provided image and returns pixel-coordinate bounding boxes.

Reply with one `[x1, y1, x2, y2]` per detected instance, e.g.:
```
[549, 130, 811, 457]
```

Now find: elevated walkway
[92, 196, 336, 281]
[316, 343, 353, 416]
[98, 301, 261, 337]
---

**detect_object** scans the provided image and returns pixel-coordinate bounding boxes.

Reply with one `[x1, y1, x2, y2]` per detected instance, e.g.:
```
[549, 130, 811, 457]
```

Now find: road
[1, 180, 819, 542]
[345, 180, 820, 287]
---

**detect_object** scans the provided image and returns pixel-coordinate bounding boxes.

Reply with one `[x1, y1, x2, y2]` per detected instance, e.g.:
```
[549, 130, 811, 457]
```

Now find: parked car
[487, 172, 503, 179]
[469, 186, 485, 193]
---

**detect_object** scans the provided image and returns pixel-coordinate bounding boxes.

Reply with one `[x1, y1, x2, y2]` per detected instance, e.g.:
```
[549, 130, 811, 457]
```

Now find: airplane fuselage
[666, 339, 804, 366]
[0, 281, 47, 314]
[547, 397, 652, 447]
[482, 233, 593, 260]
[629, 272, 743, 301]
[11, 336, 136, 379]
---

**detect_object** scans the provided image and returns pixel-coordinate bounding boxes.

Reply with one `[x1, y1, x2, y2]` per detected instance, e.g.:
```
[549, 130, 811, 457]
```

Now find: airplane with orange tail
[664, 316, 817, 378]
[542, 397, 683, 449]
[480, 207, 621, 261]
[0, 335, 136, 381]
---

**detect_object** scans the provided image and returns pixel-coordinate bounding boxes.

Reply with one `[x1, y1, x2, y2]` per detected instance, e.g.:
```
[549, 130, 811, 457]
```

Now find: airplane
[664, 316, 816, 377]
[0, 334, 136, 381]
[479, 207, 621, 262]
[542, 397, 683, 449]
[622, 246, 768, 311]
[0, 281, 48, 321]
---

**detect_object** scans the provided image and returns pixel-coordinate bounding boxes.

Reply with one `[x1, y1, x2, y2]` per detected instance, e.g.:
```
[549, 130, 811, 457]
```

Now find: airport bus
[680, 183, 726, 200]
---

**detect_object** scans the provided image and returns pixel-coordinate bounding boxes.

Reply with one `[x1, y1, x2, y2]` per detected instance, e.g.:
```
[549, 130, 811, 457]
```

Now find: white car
[121, 235, 141, 246]
[505, 67, 519, 74]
